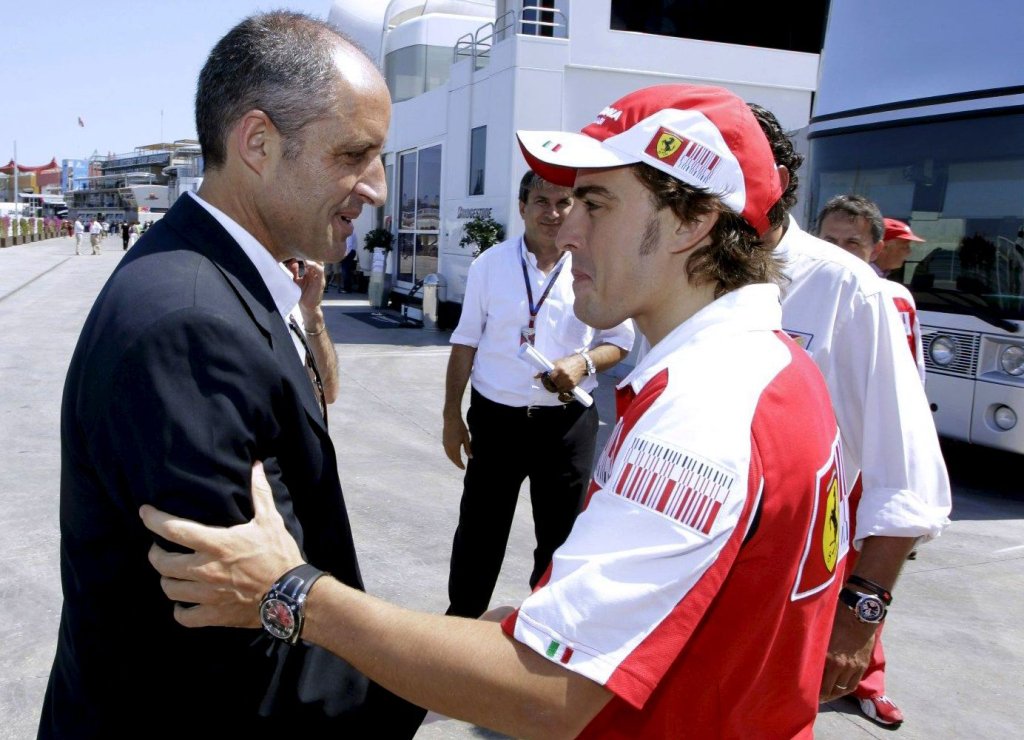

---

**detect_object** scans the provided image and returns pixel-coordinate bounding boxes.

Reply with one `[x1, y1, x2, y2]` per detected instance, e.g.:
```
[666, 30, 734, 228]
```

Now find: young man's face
[557, 166, 671, 330]
[519, 182, 573, 252]
[818, 212, 883, 264]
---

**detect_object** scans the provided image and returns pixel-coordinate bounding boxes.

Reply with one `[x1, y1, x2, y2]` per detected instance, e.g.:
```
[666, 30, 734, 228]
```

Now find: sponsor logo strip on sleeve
[611, 435, 735, 535]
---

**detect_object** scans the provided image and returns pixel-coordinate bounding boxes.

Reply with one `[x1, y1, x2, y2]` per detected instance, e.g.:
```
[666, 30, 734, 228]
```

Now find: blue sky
[1, 0, 349, 166]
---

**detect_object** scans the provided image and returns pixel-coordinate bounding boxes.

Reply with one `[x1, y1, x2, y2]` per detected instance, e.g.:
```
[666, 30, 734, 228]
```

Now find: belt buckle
[526, 405, 537, 418]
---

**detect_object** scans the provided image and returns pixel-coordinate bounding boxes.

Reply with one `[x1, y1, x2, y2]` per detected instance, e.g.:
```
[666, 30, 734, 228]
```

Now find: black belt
[471, 388, 585, 417]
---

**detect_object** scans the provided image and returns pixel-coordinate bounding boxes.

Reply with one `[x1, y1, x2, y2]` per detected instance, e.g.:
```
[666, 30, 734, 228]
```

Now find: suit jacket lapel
[161, 195, 329, 433]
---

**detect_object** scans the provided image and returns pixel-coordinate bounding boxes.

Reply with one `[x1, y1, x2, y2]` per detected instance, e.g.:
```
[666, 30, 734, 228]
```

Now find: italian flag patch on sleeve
[546, 639, 574, 665]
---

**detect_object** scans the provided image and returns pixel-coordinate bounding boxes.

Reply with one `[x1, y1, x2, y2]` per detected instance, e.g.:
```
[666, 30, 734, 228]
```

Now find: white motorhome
[806, 0, 1024, 454]
[329, 0, 825, 326]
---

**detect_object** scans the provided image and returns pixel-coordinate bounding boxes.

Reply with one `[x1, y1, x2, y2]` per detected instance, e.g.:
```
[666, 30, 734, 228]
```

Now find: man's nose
[353, 157, 387, 208]
[557, 204, 584, 252]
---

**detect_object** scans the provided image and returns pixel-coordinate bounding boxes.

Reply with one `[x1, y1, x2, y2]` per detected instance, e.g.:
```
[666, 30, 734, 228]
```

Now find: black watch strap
[846, 575, 892, 604]
[274, 564, 324, 601]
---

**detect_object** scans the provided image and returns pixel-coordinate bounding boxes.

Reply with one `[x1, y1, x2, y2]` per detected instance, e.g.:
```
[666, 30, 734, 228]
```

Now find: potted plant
[0, 215, 8, 248]
[459, 215, 505, 257]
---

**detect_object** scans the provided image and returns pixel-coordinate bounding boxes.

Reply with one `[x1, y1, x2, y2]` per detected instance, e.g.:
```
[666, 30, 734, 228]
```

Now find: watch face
[857, 595, 885, 622]
[261, 598, 296, 640]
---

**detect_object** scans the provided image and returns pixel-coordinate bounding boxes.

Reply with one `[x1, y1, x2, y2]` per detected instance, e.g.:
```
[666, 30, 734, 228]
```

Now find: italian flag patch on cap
[546, 639, 574, 664]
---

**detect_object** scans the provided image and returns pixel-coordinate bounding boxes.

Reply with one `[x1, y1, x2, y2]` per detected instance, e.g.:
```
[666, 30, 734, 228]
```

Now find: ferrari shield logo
[822, 473, 840, 572]
[792, 432, 850, 601]
[655, 132, 682, 159]
[644, 127, 686, 166]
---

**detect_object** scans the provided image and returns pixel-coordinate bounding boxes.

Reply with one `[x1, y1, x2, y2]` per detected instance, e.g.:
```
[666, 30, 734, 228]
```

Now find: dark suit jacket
[40, 194, 423, 738]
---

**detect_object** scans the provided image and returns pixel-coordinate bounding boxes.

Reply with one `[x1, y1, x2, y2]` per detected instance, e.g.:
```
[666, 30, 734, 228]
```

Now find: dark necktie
[288, 317, 328, 429]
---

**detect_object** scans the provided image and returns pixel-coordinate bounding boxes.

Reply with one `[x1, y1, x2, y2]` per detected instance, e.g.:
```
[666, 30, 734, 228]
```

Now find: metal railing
[453, 7, 568, 68]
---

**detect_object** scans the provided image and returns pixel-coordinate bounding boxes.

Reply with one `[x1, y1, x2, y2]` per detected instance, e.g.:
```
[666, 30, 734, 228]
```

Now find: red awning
[0, 157, 59, 174]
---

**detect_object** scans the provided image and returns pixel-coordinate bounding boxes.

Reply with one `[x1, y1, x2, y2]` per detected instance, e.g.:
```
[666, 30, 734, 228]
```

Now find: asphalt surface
[1, 236, 1021, 739]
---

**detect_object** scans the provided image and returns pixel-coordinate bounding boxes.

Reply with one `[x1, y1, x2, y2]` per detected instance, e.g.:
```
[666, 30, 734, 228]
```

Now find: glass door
[395, 144, 442, 289]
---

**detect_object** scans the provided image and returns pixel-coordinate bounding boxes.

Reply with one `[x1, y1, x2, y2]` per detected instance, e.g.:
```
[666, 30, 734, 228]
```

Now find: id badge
[520, 326, 536, 345]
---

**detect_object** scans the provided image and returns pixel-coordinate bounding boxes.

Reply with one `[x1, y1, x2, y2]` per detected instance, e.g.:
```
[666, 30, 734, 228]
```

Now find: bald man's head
[196, 11, 381, 169]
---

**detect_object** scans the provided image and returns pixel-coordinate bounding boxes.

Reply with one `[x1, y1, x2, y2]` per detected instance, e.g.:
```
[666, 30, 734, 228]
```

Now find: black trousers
[447, 388, 599, 618]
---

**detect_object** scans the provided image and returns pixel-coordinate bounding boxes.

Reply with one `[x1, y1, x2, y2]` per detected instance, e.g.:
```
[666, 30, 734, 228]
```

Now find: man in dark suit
[38, 11, 422, 737]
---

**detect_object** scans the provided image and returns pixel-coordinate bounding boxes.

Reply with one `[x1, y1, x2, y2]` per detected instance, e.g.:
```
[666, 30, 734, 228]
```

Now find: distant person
[88, 218, 102, 255]
[443, 169, 634, 618]
[38, 11, 423, 738]
[339, 231, 358, 292]
[121, 221, 130, 250]
[818, 197, 926, 384]
[875, 218, 924, 279]
[73, 218, 84, 256]
[128, 221, 140, 249]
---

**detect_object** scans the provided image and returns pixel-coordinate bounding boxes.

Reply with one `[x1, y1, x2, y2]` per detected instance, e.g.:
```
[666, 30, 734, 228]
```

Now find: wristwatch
[259, 564, 327, 644]
[838, 587, 888, 624]
[578, 349, 596, 377]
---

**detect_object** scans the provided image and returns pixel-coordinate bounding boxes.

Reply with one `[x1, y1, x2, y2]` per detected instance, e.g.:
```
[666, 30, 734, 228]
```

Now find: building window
[469, 126, 487, 196]
[397, 144, 443, 284]
[609, 0, 828, 54]
[384, 45, 453, 103]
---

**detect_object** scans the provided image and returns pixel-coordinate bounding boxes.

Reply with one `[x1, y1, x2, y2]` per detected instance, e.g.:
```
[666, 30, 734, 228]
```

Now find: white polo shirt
[188, 192, 305, 362]
[450, 236, 635, 407]
[777, 217, 950, 543]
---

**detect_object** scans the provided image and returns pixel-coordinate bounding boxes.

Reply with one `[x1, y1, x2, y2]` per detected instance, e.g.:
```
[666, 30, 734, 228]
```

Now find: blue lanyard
[521, 245, 568, 327]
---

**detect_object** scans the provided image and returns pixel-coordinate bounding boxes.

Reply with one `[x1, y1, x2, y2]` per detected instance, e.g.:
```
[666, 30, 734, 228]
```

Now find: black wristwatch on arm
[838, 575, 892, 625]
[260, 564, 327, 644]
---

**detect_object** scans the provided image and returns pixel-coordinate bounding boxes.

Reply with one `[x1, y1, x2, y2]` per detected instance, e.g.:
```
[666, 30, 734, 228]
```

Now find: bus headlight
[929, 335, 957, 366]
[994, 405, 1017, 431]
[999, 345, 1024, 376]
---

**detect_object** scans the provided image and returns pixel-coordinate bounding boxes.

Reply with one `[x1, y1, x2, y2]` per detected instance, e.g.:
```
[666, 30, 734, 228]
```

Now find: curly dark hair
[747, 103, 804, 230]
[632, 163, 786, 298]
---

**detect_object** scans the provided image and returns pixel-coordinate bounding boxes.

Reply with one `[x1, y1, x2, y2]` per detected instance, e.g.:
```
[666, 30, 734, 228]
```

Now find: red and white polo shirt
[502, 284, 849, 738]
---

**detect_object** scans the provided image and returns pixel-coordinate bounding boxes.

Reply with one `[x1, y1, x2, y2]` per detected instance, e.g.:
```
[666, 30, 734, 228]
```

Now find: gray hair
[817, 194, 885, 243]
[196, 11, 353, 169]
[518, 170, 572, 203]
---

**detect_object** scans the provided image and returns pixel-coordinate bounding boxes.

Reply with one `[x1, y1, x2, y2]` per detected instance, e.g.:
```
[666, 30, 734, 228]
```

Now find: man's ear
[233, 110, 278, 178]
[518, 198, 526, 220]
[870, 239, 885, 262]
[777, 165, 790, 195]
[667, 208, 720, 255]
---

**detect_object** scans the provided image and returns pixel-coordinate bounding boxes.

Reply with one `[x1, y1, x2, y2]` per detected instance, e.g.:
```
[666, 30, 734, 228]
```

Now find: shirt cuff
[449, 333, 479, 348]
[854, 486, 951, 545]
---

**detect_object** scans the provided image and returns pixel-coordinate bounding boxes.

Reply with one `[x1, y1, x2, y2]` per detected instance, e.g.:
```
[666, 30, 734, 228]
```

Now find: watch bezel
[260, 595, 301, 642]
[855, 593, 886, 623]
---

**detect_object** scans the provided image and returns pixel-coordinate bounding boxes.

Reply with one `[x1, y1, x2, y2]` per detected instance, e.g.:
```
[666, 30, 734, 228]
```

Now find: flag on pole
[78, 117, 85, 127]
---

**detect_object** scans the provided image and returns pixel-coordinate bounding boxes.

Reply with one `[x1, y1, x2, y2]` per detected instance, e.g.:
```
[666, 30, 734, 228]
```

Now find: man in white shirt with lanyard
[749, 104, 950, 728]
[442, 169, 635, 618]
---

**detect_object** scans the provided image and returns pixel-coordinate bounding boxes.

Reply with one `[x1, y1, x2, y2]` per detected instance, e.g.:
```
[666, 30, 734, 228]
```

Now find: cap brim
[517, 130, 637, 188]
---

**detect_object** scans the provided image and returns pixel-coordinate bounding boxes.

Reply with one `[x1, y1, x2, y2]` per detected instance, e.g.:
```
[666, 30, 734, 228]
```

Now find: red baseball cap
[883, 218, 925, 242]
[517, 84, 782, 236]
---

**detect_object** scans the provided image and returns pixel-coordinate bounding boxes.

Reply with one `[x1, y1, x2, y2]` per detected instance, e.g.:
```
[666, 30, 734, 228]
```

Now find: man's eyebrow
[573, 185, 616, 200]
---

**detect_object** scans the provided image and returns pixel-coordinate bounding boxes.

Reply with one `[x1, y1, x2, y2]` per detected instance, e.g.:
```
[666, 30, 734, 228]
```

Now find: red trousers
[846, 477, 887, 699]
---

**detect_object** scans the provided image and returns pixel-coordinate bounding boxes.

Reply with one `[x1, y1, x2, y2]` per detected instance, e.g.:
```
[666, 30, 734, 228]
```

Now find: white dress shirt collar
[188, 191, 300, 322]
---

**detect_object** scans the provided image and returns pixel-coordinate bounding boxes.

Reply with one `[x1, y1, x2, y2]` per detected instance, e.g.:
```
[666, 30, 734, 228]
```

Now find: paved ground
[1, 236, 1022, 739]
